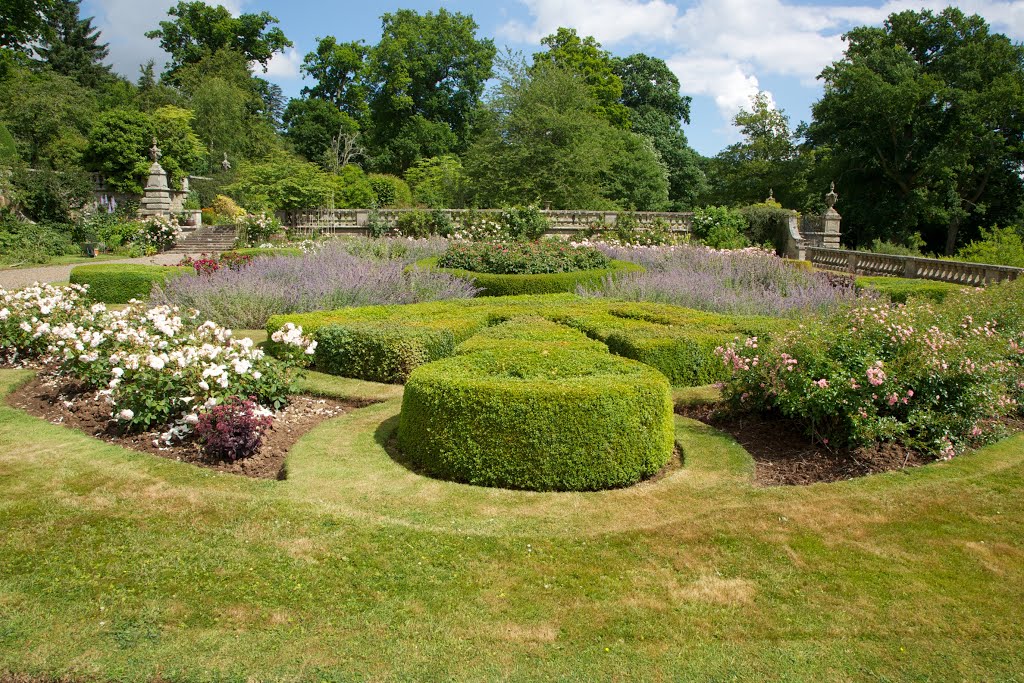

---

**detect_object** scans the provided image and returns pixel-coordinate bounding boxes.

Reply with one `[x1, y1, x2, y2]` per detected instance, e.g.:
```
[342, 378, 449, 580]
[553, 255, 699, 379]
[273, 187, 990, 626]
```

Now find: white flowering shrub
[0, 283, 315, 442]
[135, 216, 182, 252]
[239, 212, 282, 246]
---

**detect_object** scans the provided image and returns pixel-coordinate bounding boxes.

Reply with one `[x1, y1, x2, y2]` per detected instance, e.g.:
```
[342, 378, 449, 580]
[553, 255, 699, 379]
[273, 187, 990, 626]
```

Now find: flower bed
[716, 279, 1024, 459]
[413, 256, 643, 297]
[1, 282, 314, 448]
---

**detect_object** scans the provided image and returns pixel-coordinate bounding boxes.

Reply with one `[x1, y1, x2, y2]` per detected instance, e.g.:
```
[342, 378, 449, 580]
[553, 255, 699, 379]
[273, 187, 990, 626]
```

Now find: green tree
[404, 155, 467, 208]
[0, 63, 94, 167]
[145, 1, 291, 82]
[614, 53, 705, 209]
[367, 8, 496, 173]
[533, 28, 630, 129]
[300, 37, 369, 121]
[225, 150, 374, 211]
[84, 106, 204, 193]
[34, 0, 111, 87]
[704, 92, 812, 210]
[465, 62, 666, 210]
[175, 50, 279, 164]
[136, 60, 182, 112]
[0, 0, 53, 50]
[809, 8, 1024, 253]
[282, 97, 358, 167]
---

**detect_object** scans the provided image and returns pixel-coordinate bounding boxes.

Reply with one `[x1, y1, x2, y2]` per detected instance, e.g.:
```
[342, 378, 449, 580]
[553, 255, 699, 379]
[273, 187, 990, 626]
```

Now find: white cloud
[500, 0, 1024, 130]
[498, 0, 680, 44]
[260, 46, 302, 80]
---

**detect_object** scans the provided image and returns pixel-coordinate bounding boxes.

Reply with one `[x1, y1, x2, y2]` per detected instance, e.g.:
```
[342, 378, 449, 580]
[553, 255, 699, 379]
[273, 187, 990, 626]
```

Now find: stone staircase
[169, 225, 239, 254]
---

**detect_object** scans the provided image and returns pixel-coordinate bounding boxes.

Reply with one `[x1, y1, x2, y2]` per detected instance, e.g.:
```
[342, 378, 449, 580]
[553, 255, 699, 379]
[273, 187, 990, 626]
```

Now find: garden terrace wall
[267, 295, 790, 386]
[278, 208, 695, 238]
[808, 247, 1023, 286]
[69, 265, 191, 303]
[411, 257, 643, 296]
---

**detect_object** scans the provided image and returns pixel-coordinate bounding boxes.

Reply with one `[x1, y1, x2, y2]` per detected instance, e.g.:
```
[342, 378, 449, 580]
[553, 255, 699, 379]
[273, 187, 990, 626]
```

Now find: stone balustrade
[278, 208, 694, 237]
[807, 247, 1022, 286]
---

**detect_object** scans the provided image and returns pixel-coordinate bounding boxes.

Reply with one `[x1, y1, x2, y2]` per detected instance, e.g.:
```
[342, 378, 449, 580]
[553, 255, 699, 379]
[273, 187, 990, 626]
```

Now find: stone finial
[766, 188, 775, 203]
[825, 181, 838, 209]
[221, 152, 231, 171]
[149, 137, 161, 162]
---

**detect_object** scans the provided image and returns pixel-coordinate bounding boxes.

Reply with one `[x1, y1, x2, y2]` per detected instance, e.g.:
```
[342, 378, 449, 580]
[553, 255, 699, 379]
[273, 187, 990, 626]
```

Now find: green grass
[1, 367, 1024, 680]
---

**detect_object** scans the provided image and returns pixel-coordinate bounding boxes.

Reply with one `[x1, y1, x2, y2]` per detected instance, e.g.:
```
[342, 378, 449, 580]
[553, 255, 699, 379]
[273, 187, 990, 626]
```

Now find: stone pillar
[138, 138, 172, 218]
[822, 182, 842, 249]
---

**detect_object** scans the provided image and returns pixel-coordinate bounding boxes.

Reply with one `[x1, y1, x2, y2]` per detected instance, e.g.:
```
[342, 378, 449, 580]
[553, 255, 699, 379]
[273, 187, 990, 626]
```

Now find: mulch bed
[677, 403, 933, 486]
[6, 373, 366, 480]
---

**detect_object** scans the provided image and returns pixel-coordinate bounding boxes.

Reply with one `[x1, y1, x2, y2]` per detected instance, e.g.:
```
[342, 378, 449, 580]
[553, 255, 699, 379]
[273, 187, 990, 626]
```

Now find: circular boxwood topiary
[397, 347, 675, 491]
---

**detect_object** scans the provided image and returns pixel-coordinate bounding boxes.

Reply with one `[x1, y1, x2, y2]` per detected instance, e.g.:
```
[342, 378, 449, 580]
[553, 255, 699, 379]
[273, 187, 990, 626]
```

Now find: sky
[80, 0, 1024, 156]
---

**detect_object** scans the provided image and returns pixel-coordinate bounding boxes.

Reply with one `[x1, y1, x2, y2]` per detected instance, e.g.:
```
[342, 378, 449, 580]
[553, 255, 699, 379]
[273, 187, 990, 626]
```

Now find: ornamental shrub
[270, 294, 788, 386]
[196, 395, 273, 462]
[499, 206, 550, 241]
[70, 264, 191, 303]
[238, 212, 282, 246]
[134, 215, 181, 252]
[716, 281, 1024, 458]
[419, 256, 642, 297]
[955, 225, 1024, 268]
[398, 347, 674, 491]
[368, 174, 413, 208]
[690, 206, 750, 250]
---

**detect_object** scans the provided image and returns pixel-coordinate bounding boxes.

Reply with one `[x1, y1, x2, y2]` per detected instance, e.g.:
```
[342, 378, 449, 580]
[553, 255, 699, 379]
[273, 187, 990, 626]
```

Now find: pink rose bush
[716, 280, 1024, 458]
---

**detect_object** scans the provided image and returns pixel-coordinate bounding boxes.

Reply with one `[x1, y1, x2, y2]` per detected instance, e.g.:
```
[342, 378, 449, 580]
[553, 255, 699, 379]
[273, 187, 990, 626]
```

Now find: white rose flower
[118, 408, 135, 421]
[198, 380, 210, 391]
[147, 355, 166, 371]
[111, 367, 124, 378]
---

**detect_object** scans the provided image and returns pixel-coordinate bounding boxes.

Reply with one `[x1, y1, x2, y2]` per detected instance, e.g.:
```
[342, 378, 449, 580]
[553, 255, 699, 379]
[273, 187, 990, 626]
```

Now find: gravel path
[0, 253, 199, 290]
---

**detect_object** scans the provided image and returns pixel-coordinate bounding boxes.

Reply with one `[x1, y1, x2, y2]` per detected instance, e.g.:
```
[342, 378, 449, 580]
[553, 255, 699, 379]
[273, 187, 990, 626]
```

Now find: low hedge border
[269, 295, 788, 386]
[398, 346, 675, 491]
[411, 257, 644, 296]
[220, 247, 303, 259]
[69, 264, 191, 304]
[856, 276, 966, 303]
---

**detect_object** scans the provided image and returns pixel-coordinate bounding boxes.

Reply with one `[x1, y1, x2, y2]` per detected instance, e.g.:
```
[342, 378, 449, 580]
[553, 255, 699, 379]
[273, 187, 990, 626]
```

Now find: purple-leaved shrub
[195, 396, 273, 462]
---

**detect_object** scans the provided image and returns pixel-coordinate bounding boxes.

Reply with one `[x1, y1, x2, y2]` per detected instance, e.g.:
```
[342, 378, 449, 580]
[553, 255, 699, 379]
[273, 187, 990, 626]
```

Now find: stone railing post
[847, 252, 859, 274]
[904, 258, 918, 279]
[822, 182, 841, 249]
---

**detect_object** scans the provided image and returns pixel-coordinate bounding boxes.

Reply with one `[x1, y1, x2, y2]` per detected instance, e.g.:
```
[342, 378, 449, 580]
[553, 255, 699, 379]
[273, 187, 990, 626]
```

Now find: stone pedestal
[138, 160, 172, 218]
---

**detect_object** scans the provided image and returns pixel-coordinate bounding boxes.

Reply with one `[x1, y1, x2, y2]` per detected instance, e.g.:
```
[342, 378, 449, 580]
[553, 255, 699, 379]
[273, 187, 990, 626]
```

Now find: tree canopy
[34, 0, 111, 88]
[145, 1, 292, 82]
[809, 7, 1024, 252]
[366, 8, 496, 173]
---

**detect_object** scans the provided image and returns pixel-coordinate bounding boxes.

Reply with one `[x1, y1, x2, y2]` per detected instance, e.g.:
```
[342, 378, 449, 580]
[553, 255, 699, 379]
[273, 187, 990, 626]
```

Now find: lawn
[1, 367, 1023, 681]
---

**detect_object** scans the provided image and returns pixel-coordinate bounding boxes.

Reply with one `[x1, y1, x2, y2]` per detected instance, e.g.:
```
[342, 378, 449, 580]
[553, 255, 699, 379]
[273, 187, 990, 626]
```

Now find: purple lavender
[580, 244, 856, 317]
[154, 241, 478, 328]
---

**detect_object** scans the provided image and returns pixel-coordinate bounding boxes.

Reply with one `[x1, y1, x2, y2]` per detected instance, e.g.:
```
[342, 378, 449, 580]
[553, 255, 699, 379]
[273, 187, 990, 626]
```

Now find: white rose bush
[1, 283, 315, 443]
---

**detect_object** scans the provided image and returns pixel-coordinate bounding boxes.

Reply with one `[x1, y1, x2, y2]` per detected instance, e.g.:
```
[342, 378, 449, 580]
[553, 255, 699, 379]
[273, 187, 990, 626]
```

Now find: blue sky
[81, 0, 1024, 156]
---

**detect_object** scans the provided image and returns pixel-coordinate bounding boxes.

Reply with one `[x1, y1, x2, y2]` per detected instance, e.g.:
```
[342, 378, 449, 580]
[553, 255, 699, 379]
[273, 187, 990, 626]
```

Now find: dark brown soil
[677, 403, 933, 486]
[6, 373, 366, 480]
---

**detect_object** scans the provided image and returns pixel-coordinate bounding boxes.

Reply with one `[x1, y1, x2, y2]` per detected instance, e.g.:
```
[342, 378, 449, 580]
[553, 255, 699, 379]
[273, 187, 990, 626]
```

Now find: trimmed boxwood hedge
[411, 256, 643, 296]
[268, 294, 789, 386]
[69, 264, 191, 303]
[220, 247, 303, 259]
[398, 346, 675, 491]
[856, 276, 965, 303]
